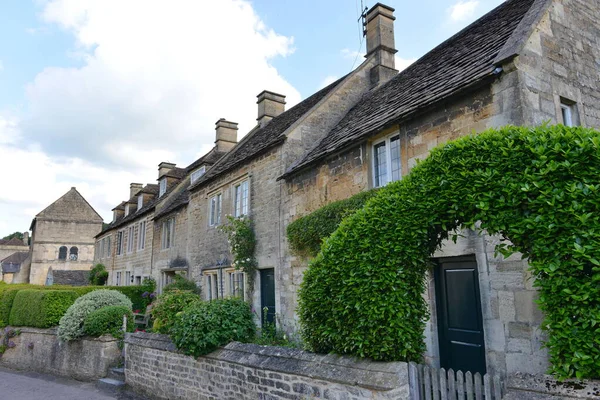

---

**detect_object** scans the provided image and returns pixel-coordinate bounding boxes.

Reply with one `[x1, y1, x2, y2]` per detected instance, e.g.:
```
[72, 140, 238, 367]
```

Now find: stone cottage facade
[27, 187, 103, 285]
[280, 0, 600, 377]
[92, 0, 598, 378]
[0, 236, 29, 283]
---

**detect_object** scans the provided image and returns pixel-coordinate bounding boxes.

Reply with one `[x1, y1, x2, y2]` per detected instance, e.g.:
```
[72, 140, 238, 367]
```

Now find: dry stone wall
[124, 332, 410, 400]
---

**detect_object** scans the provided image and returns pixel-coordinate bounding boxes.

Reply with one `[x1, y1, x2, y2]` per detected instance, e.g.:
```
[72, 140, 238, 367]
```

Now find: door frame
[433, 255, 487, 374]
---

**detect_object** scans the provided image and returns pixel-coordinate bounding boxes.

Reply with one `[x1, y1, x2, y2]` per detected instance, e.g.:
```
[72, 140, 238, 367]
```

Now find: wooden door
[260, 268, 276, 326]
[435, 256, 486, 374]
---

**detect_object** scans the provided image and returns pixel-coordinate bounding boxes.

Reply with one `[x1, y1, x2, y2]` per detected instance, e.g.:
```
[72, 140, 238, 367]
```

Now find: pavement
[0, 367, 146, 400]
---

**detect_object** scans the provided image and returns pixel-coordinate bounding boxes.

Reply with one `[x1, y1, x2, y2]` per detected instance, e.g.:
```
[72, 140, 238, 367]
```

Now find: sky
[0, 0, 505, 236]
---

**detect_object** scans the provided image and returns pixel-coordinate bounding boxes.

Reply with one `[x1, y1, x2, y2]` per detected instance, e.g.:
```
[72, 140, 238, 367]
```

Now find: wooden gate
[408, 362, 503, 400]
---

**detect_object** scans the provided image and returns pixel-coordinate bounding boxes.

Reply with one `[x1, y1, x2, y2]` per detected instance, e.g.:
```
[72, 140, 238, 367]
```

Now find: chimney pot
[365, 3, 398, 87]
[215, 119, 238, 152]
[129, 183, 143, 199]
[257, 91, 286, 127]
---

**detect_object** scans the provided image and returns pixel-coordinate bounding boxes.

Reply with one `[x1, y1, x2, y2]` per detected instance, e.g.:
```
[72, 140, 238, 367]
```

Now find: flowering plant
[219, 215, 257, 295]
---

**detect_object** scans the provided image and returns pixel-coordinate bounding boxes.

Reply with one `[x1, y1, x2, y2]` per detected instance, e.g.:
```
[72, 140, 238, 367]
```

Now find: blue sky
[0, 0, 505, 235]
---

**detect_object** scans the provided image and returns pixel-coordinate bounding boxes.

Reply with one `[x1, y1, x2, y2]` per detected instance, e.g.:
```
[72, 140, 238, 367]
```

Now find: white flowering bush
[219, 215, 257, 296]
[57, 289, 132, 341]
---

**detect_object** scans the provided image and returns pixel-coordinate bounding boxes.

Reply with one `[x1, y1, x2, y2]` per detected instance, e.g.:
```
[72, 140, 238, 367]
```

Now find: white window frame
[190, 166, 206, 185]
[105, 236, 111, 258]
[99, 239, 105, 260]
[233, 180, 249, 217]
[209, 193, 222, 226]
[116, 271, 122, 286]
[125, 271, 131, 286]
[226, 269, 245, 299]
[127, 225, 135, 253]
[116, 230, 124, 256]
[137, 220, 146, 251]
[137, 195, 144, 210]
[560, 103, 574, 127]
[161, 218, 175, 249]
[124, 204, 130, 217]
[205, 272, 220, 300]
[159, 178, 167, 197]
[372, 133, 402, 188]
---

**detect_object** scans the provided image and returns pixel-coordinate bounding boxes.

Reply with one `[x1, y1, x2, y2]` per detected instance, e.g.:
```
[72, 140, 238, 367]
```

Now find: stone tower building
[27, 187, 103, 285]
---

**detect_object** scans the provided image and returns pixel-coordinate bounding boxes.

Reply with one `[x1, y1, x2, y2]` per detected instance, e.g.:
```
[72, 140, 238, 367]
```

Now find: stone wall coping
[125, 332, 408, 391]
[507, 373, 600, 399]
[8, 326, 118, 343]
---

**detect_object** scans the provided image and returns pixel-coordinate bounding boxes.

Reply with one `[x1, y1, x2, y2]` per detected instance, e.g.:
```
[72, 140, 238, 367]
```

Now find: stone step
[107, 367, 125, 380]
[97, 377, 126, 395]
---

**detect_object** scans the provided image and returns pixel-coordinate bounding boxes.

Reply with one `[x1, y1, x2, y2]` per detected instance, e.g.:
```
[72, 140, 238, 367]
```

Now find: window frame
[137, 220, 146, 251]
[137, 195, 144, 210]
[127, 225, 135, 253]
[161, 218, 175, 249]
[233, 180, 249, 218]
[372, 133, 402, 188]
[116, 230, 124, 256]
[205, 271, 220, 301]
[159, 178, 167, 197]
[116, 271, 122, 286]
[58, 246, 67, 261]
[560, 103, 574, 127]
[209, 193, 222, 226]
[226, 269, 245, 299]
[190, 166, 206, 185]
[125, 271, 131, 286]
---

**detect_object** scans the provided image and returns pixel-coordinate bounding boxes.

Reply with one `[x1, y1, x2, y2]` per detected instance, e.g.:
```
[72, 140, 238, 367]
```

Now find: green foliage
[58, 289, 132, 341]
[299, 125, 600, 379]
[89, 264, 109, 286]
[219, 215, 257, 295]
[170, 298, 255, 357]
[0, 285, 33, 327]
[286, 189, 378, 257]
[2, 232, 24, 241]
[151, 290, 201, 334]
[83, 305, 133, 339]
[253, 307, 298, 348]
[141, 277, 156, 294]
[163, 275, 201, 295]
[9, 290, 79, 328]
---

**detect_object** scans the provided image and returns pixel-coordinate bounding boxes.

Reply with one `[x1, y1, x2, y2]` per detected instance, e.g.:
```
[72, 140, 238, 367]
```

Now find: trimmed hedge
[299, 125, 600, 379]
[9, 290, 79, 328]
[170, 298, 255, 357]
[83, 305, 133, 339]
[286, 189, 378, 257]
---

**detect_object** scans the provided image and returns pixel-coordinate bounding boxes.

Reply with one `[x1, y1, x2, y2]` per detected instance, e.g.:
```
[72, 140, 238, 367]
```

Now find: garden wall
[0, 327, 121, 381]
[124, 332, 410, 400]
[505, 373, 600, 399]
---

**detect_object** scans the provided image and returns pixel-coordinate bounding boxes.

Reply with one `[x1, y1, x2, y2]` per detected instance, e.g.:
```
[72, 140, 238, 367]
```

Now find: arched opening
[69, 246, 78, 261]
[58, 246, 67, 260]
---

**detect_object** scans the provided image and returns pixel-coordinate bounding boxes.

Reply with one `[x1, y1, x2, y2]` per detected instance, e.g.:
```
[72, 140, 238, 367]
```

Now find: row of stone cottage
[94, 0, 600, 377]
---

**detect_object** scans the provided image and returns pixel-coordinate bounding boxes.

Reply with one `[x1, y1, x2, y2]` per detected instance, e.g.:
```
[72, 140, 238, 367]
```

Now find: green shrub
[106, 286, 147, 311]
[163, 275, 201, 295]
[286, 189, 378, 257]
[58, 289, 132, 341]
[170, 298, 255, 357]
[0, 285, 34, 327]
[89, 264, 109, 286]
[9, 290, 79, 328]
[299, 125, 600, 379]
[151, 290, 201, 334]
[83, 305, 133, 339]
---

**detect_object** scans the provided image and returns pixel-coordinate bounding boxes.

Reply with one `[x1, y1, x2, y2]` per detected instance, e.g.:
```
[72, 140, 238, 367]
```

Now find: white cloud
[395, 56, 417, 72]
[0, 60, 3, 72]
[448, 0, 480, 22]
[319, 75, 338, 89]
[0, 0, 302, 234]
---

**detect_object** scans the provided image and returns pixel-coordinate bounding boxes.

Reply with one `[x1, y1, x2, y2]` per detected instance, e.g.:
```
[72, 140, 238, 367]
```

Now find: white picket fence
[408, 362, 503, 400]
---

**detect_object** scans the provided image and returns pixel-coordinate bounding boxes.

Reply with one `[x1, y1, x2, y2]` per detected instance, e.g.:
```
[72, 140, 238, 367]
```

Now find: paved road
[0, 367, 137, 400]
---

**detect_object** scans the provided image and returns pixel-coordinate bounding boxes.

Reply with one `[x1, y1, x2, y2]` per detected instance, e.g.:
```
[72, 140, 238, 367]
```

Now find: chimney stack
[365, 3, 398, 87]
[23, 232, 29, 246]
[215, 119, 238, 152]
[158, 162, 176, 179]
[256, 91, 286, 127]
[130, 183, 143, 198]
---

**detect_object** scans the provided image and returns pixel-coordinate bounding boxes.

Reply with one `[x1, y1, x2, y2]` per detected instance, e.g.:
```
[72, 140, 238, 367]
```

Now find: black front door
[260, 268, 276, 326]
[435, 256, 486, 374]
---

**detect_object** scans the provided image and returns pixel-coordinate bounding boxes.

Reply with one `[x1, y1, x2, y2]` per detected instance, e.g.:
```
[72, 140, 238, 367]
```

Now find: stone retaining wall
[124, 332, 410, 400]
[505, 373, 600, 399]
[0, 327, 121, 381]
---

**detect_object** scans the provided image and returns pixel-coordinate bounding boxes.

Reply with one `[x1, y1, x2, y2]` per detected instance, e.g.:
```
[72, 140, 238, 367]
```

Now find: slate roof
[1, 251, 29, 274]
[189, 75, 347, 190]
[0, 238, 27, 246]
[283, 0, 548, 177]
[153, 148, 227, 220]
[51, 270, 90, 286]
[160, 167, 187, 180]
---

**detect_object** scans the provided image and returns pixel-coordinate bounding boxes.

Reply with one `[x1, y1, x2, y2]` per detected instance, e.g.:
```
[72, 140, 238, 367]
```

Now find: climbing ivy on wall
[298, 125, 600, 379]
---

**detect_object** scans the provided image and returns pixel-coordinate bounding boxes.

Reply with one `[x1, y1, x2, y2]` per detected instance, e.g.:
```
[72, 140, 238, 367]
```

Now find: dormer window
[137, 195, 144, 210]
[124, 204, 130, 216]
[159, 178, 167, 197]
[190, 166, 206, 185]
